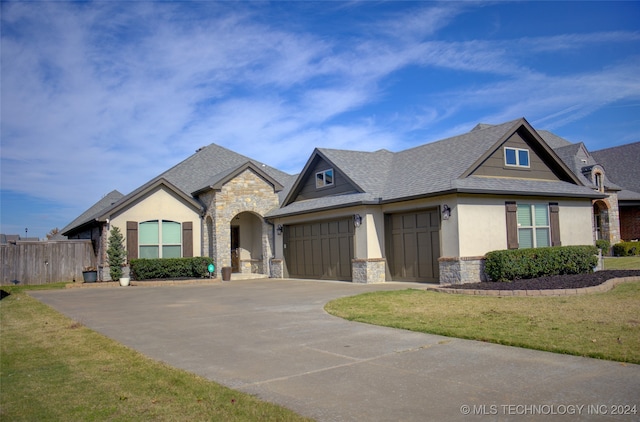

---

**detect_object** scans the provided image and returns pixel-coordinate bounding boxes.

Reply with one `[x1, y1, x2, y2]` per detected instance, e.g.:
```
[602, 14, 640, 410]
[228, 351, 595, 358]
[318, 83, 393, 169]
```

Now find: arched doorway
[593, 200, 610, 241]
[230, 211, 265, 274]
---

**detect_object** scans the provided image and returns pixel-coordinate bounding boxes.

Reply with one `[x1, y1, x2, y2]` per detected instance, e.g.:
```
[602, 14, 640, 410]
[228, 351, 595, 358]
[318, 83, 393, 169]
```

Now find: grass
[0, 285, 312, 422]
[325, 281, 640, 364]
[603, 256, 640, 270]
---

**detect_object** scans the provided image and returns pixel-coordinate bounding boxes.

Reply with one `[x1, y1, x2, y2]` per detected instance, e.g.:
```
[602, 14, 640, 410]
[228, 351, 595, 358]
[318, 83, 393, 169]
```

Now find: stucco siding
[457, 196, 507, 256]
[109, 187, 202, 258]
[558, 199, 595, 246]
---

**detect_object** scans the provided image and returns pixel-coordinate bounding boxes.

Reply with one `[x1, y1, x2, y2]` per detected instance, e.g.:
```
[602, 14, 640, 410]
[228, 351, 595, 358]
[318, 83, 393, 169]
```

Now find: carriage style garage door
[284, 219, 354, 281]
[387, 209, 440, 282]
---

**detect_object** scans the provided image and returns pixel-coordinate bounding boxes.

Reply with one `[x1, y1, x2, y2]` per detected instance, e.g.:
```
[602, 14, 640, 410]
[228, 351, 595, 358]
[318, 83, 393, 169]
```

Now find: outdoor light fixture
[442, 205, 451, 220]
[276, 225, 283, 235]
[353, 214, 363, 228]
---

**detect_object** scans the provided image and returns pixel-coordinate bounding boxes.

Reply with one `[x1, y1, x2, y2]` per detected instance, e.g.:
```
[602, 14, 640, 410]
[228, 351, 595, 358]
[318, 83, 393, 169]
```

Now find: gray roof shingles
[591, 142, 640, 201]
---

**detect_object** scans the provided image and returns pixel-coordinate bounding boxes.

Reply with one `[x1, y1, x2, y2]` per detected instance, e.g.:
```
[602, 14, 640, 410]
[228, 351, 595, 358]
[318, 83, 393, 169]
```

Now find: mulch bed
[447, 270, 640, 290]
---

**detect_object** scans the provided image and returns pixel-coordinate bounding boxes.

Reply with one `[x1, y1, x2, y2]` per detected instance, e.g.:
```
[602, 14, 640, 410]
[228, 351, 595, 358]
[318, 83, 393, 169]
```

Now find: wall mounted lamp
[276, 225, 283, 235]
[353, 214, 363, 228]
[442, 205, 451, 220]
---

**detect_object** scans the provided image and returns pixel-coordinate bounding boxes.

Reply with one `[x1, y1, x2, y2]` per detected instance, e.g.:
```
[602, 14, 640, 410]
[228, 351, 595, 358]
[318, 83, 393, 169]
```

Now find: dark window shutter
[549, 203, 561, 246]
[127, 221, 138, 261]
[505, 202, 519, 249]
[182, 221, 193, 257]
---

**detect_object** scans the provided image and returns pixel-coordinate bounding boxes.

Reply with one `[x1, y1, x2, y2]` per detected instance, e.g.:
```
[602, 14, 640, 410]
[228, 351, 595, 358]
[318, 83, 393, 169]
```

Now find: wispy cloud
[1, 1, 639, 236]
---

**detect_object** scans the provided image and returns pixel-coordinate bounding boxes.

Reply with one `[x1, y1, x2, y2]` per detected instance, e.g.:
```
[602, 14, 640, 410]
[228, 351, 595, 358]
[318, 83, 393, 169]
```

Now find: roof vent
[196, 146, 206, 152]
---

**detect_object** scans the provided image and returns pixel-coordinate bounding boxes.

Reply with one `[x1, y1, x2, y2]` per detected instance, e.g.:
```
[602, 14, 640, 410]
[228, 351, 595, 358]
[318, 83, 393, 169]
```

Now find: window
[139, 220, 182, 258]
[316, 168, 334, 188]
[517, 204, 550, 248]
[504, 147, 530, 168]
[594, 172, 603, 192]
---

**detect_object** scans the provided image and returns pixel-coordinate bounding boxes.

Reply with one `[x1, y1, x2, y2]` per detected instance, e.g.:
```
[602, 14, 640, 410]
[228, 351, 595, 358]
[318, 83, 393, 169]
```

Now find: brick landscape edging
[429, 276, 640, 297]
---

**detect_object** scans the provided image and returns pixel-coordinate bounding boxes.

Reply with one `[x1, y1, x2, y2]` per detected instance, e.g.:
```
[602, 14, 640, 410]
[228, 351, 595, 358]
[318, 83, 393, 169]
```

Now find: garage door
[387, 209, 440, 282]
[284, 219, 353, 281]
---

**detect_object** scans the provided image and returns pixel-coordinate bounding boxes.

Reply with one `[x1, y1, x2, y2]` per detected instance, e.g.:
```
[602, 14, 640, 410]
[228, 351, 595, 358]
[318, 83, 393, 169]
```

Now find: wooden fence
[0, 240, 96, 286]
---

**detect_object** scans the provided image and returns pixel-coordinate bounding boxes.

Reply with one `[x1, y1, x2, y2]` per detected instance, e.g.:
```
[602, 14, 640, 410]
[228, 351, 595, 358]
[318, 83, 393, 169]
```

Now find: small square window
[504, 147, 530, 168]
[316, 169, 334, 188]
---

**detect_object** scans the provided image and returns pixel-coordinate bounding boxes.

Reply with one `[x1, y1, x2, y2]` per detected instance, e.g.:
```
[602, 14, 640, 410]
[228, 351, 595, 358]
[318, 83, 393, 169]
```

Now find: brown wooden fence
[0, 240, 96, 286]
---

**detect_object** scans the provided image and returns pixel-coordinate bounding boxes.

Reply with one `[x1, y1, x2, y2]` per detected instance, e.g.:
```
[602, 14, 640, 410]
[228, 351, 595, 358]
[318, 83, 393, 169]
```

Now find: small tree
[107, 226, 126, 281]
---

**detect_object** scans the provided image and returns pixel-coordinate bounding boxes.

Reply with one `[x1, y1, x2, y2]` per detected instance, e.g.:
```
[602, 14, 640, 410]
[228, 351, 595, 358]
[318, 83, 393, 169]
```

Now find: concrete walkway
[30, 279, 639, 421]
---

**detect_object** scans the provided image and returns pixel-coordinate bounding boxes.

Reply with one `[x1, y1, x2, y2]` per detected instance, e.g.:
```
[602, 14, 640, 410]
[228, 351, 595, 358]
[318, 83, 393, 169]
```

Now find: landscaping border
[428, 276, 640, 297]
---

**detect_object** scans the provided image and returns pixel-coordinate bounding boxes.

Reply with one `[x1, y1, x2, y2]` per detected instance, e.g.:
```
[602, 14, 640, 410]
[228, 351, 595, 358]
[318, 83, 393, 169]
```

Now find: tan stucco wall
[456, 195, 594, 257]
[108, 186, 202, 257]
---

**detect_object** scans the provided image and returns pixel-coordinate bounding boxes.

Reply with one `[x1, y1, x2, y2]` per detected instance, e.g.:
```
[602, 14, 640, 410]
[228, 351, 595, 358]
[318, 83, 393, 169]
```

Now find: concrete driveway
[30, 279, 639, 421]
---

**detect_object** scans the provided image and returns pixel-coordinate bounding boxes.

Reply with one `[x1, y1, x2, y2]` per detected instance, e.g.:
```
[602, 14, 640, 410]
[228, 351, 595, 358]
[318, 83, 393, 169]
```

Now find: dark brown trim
[182, 221, 193, 257]
[126, 221, 138, 261]
[549, 203, 561, 246]
[505, 201, 519, 250]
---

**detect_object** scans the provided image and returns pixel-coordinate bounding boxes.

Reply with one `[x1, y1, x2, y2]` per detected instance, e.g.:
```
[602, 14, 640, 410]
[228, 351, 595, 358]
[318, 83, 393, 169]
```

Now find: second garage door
[284, 219, 353, 281]
[387, 209, 440, 282]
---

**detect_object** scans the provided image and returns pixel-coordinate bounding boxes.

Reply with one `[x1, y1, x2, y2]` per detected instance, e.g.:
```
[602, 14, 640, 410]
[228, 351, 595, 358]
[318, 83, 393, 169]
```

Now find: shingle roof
[591, 142, 640, 201]
[268, 118, 602, 218]
[158, 144, 296, 198]
[61, 190, 124, 235]
[63, 144, 296, 233]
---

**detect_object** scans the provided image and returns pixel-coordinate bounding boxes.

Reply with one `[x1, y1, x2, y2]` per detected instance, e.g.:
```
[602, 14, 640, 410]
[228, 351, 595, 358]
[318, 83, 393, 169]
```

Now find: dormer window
[504, 147, 530, 168]
[316, 168, 334, 188]
[594, 171, 604, 192]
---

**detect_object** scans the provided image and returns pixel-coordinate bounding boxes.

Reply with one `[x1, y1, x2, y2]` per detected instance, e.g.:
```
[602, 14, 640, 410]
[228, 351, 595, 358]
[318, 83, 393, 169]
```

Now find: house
[591, 142, 640, 241]
[62, 117, 606, 284]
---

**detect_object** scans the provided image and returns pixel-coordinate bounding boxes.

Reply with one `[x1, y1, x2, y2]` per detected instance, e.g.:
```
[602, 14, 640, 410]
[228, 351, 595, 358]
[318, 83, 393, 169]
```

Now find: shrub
[595, 239, 610, 256]
[107, 227, 126, 281]
[484, 245, 598, 282]
[130, 257, 215, 280]
[612, 241, 640, 257]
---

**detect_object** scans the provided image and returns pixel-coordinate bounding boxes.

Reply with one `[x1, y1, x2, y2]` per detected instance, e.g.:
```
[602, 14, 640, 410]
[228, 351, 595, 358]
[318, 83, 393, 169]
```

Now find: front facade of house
[63, 118, 617, 284]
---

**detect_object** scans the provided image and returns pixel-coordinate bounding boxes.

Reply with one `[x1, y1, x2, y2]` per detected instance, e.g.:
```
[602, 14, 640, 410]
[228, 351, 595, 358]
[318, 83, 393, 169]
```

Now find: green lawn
[604, 256, 640, 270]
[0, 285, 312, 422]
[326, 281, 640, 364]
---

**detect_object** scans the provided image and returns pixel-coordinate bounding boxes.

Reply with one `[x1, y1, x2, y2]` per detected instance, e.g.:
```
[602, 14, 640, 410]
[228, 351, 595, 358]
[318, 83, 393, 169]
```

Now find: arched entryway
[593, 200, 610, 242]
[230, 211, 265, 275]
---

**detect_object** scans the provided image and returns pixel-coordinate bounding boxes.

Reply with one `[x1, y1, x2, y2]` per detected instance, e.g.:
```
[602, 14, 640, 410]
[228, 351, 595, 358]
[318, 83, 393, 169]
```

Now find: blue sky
[1, 1, 639, 239]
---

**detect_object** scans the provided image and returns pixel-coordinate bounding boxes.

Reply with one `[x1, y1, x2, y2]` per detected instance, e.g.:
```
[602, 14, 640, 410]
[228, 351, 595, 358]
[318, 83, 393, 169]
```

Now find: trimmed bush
[595, 239, 610, 256]
[612, 241, 640, 257]
[484, 245, 598, 282]
[130, 257, 215, 280]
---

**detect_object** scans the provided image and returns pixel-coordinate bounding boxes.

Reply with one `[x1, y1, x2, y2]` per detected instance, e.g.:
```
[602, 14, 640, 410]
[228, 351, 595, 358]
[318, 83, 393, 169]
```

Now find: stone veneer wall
[202, 169, 280, 278]
[438, 256, 487, 285]
[270, 259, 283, 278]
[596, 193, 621, 245]
[352, 258, 386, 283]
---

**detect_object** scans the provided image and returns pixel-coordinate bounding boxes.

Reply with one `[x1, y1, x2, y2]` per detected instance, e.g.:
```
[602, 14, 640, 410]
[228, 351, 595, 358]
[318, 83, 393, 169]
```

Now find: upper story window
[139, 220, 182, 259]
[504, 147, 530, 168]
[594, 172, 604, 192]
[316, 168, 334, 188]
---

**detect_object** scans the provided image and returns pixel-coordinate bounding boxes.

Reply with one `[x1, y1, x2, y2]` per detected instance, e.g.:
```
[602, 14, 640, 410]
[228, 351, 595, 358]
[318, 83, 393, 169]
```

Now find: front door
[231, 225, 240, 272]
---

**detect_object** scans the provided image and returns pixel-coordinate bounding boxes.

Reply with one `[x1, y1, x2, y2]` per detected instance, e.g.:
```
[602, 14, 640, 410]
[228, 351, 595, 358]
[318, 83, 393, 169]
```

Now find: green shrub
[130, 257, 215, 280]
[484, 245, 598, 282]
[595, 239, 610, 256]
[612, 241, 640, 257]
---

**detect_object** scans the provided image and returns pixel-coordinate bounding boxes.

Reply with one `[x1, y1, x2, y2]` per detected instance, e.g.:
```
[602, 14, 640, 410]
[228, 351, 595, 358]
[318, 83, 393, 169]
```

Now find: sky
[1, 1, 639, 239]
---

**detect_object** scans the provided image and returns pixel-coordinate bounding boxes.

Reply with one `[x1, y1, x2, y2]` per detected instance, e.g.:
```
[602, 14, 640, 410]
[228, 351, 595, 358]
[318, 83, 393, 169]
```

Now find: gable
[464, 124, 579, 184]
[291, 155, 360, 202]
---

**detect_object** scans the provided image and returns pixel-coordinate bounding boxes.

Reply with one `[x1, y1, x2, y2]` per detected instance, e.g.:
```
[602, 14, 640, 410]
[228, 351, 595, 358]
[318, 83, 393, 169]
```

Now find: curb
[427, 276, 640, 297]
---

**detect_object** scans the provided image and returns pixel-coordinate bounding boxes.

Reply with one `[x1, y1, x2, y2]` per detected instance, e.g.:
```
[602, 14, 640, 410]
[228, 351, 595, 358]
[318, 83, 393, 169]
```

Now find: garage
[284, 218, 354, 281]
[386, 209, 440, 282]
